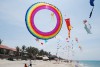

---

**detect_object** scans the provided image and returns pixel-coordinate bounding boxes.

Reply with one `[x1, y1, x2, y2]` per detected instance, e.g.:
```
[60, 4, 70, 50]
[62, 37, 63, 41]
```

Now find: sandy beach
[0, 59, 83, 67]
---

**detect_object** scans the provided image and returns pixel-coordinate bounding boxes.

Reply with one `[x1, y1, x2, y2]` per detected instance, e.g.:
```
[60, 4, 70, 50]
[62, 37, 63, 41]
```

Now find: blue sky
[0, 0, 100, 60]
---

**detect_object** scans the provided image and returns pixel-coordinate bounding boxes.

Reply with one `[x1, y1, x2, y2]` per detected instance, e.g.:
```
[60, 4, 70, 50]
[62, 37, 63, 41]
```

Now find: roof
[0, 45, 16, 51]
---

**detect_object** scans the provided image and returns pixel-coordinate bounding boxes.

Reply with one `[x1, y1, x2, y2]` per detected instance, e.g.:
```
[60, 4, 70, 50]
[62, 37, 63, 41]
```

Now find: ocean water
[79, 60, 100, 67]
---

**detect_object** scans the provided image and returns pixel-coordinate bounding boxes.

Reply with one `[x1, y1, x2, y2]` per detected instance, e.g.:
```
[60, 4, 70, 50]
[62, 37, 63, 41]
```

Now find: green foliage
[0, 39, 3, 45]
[14, 45, 52, 60]
[38, 50, 49, 56]
[15, 46, 20, 60]
[22, 45, 26, 52]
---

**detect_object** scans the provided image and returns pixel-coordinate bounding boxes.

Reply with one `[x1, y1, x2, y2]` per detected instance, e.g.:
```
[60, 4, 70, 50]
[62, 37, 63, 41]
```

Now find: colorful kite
[83, 20, 87, 24]
[90, 0, 95, 6]
[41, 42, 43, 45]
[65, 18, 72, 38]
[79, 45, 82, 51]
[35, 38, 39, 42]
[83, 20, 92, 34]
[66, 38, 69, 42]
[75, 37, 78, 43]
[35, 38, 45, 45]
[51, 12, 55, 21]
[72, 44, 73, 49]
[44, 40, 48, 43]
[66, 38, 68, 40]
[89, 23, 92, 29]
[84, 24, 92, 34]
[25, 2, 63, 40]
[89, 0, 95, 18]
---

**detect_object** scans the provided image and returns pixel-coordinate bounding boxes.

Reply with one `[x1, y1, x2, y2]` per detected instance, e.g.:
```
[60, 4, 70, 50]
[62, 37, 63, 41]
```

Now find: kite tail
[89, 6, 94, 18]
[68, 30, 70, 38]
[44, 39, 48, 43]
[51, 13, 54, 21]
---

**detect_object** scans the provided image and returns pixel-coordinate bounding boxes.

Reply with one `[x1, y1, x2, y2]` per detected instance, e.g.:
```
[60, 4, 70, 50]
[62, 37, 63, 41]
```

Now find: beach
[0, 59, 82, 67]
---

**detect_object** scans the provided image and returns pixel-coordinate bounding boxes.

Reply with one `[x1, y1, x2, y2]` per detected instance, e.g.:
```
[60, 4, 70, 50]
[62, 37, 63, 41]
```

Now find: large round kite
[25, 2, 63, 40]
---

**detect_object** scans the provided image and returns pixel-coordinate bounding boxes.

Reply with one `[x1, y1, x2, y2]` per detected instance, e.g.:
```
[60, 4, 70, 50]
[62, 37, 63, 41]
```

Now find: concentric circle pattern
[25, 2, 63, 40]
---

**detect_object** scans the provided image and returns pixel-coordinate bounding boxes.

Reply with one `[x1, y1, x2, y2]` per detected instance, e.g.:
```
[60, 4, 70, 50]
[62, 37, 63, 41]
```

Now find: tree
[0, 39, 3, 45]
[26, 46, 39, 59]
[26, 46, 34, 59]
[38, 49, 49, 56]
[22, 45, 26, 52]
[32, 47, 39, 55]
[21, 45, 26, 56]
[44, 51, 49, 56]
[16, 46, 20, 60]
[39, 49, 44, 56]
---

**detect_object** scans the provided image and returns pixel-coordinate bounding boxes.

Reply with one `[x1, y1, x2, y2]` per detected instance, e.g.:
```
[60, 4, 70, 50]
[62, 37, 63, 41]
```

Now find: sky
[0, 0, 100, 60]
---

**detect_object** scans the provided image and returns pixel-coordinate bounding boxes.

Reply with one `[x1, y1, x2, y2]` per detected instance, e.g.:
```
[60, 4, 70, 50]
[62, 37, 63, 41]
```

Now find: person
[29, 59, 32, 67]
[24, 64, 27, 67]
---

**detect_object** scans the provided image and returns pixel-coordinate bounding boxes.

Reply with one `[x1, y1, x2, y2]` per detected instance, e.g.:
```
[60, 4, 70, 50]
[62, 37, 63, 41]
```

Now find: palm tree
[21, 45, 26, 60]
[0, 39, 3, 45]
[21, 45, 26, 56]
[16, 46, 20, 60]
[32, 47, 39, 55]
[22, 45, 26, 52]
[26, 46, 39, 59]
[39, 49, 44, 56]
[44, 51, 49, 56]
[26, 46, 33, 59]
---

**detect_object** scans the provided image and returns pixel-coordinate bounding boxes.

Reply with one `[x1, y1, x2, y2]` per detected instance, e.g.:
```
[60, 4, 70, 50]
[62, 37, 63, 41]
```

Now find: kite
[41, 42, 43, 45]
[51, 12, 55, 21]
[83, 20, 87, 24]
[89, 7, 94, 18]
[55, 35, 62, 43]
[89, 23, 92, 29]
[35, 38, 45, 45]
[66, 38, 68, 40]
[35, 38, 39, 42]
[75, 37, 78, 43]
[67, 41, 69, 42]
[79, 45, 82, 51]
[90, 0, 95, 6]
[65, 18, 72, 38]
[72, 46, 73, 49]
[25, 2, 63, 40]
[89, 0, 95, 18]
[84, 24, 92, 34]
[51, 12, 54, 16]
[66, 38, 69, 42]
[44, 40, 48, 43]
[83, 20, 92, 34]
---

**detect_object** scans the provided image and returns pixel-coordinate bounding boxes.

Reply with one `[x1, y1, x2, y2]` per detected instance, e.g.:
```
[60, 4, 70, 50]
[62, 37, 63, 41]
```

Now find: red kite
[65, 18, 72, 38]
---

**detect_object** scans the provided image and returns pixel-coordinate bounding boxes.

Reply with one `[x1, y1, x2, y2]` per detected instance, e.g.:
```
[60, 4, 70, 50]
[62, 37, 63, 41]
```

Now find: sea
[79, 60, 100, 67]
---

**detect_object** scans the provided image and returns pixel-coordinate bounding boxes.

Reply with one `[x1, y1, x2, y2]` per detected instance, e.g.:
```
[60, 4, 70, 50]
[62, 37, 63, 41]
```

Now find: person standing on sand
[24, 64, 27, 67]
[29, 59, 32, 67]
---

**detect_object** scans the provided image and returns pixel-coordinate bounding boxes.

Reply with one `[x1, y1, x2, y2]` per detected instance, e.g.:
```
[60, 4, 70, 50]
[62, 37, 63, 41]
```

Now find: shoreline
[0, 59, 84, 67]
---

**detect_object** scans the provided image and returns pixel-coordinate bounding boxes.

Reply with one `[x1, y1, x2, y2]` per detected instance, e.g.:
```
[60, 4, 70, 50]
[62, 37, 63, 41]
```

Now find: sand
[0, 59, 82, 67]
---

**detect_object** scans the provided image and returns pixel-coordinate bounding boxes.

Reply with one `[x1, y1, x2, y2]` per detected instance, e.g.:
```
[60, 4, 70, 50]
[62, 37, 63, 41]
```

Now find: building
[0, 44, 16, 59]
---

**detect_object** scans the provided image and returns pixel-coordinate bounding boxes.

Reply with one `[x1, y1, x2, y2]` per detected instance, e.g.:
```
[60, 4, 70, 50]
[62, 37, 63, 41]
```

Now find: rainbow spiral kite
[25, 2, 63, 40]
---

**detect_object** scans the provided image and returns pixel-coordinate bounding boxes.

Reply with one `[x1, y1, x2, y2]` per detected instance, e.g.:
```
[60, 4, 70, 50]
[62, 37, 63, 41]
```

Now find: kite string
[89, 6, 94, 18]
[68, 30, 70, 38]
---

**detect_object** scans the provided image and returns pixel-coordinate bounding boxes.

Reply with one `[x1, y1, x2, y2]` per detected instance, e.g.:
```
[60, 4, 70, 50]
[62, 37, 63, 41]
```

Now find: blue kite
[90, 0, 95, 6]
[89, 0, 95, 18]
